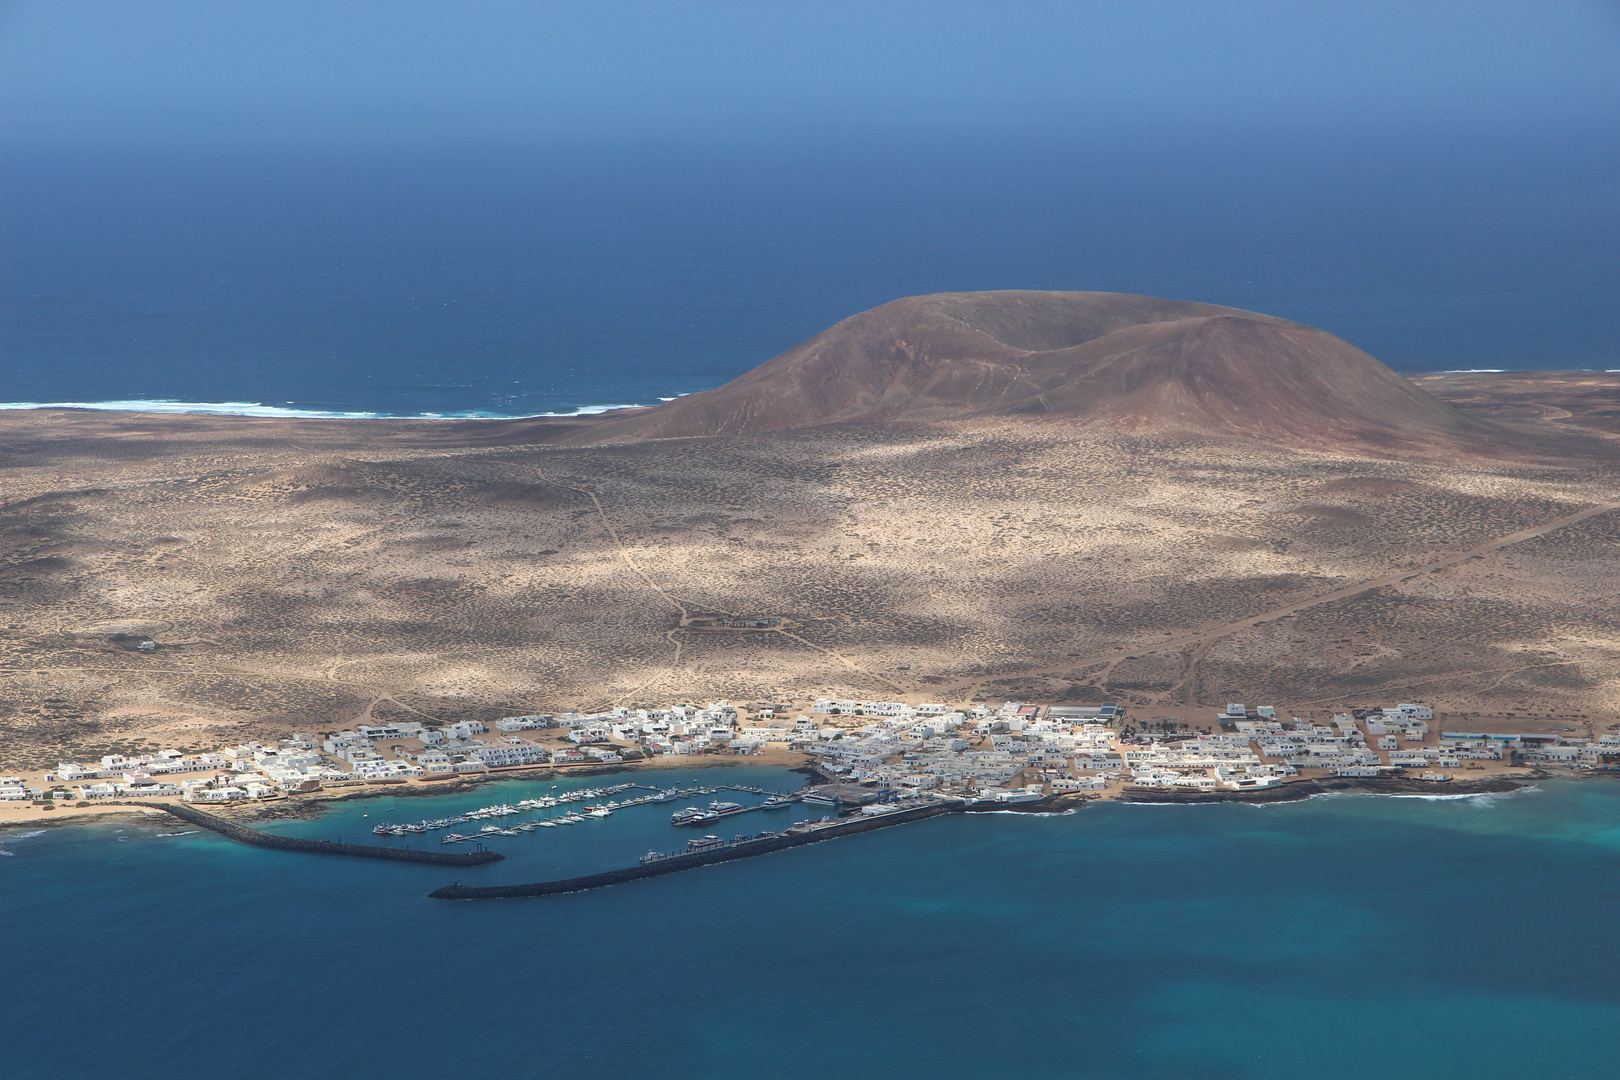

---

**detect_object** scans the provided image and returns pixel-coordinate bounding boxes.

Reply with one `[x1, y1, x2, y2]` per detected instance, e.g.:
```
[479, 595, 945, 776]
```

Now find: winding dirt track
[948, 498, 1620, 705]
[526, 461, 914, 703]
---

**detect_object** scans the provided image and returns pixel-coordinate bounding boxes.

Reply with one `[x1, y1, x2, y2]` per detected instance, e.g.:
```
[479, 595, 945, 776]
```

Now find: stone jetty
[430, 801, 960, 899]
[129, 801, 504, 866]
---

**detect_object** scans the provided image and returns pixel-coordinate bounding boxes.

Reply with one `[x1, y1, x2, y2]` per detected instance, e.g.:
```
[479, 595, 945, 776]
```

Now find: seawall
[430, 802, 961, 899]
[128, 801, 504, 866]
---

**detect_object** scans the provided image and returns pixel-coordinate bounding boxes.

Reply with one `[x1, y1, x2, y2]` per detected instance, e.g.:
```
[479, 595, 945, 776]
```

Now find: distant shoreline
[0, 400, 667, 421]
[3, 372, 1616, 421]
[3, 759, 1567, 837]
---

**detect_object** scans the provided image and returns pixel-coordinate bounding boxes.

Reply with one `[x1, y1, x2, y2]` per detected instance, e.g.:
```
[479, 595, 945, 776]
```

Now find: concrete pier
[129, 801, 505, 866]
[430, 802, 960, 899]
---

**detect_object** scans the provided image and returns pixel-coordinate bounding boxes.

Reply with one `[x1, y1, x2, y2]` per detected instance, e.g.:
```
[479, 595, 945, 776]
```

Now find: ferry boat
[709, 800, 744, 817]
[761, 794, 793, 810]
[671, 807, 707, 825]
[801, 793, 838, 806]
[686, 834, 725, 853]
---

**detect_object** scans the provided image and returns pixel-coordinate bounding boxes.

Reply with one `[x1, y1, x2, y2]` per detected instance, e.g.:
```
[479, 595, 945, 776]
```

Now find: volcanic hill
[580, 291, 1502, 453]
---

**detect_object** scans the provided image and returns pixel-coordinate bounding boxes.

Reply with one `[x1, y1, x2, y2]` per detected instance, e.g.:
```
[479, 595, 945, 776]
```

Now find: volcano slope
[580, 291, 1509, 456]
[4, 304, 1620, 768]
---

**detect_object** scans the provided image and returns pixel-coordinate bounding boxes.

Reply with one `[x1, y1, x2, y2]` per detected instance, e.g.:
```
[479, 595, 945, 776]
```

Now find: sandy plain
[4, 372, 1620, 771]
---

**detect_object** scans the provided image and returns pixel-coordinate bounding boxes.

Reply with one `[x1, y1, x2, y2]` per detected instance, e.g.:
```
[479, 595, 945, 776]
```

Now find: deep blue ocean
[3, 769, 1618, 1080]
[4, 124, 1619, 417]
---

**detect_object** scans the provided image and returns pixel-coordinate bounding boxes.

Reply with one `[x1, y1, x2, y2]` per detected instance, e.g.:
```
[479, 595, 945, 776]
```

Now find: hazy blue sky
[4, 1, 1618, 144]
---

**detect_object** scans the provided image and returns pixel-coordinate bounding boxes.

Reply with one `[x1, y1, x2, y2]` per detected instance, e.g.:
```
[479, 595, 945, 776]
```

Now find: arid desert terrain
[4, 293, 1620, 768]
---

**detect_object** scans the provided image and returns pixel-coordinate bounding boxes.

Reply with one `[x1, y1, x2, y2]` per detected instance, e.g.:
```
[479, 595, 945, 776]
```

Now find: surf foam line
[0, 397, 687, 419]
[0, 400, 382, 418]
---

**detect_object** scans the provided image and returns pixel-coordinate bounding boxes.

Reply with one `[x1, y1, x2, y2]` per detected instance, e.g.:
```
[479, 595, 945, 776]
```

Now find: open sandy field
[4, 373, 1620, 769]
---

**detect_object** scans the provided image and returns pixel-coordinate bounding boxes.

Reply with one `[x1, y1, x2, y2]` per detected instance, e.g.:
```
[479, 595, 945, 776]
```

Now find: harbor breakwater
[430, 802, 964, 899]
[128, 801, 505, 866]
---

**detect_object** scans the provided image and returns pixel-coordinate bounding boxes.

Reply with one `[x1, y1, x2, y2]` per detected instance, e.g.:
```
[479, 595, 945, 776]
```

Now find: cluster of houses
[792, 699, 1618, 794]
[796, 700, 1127, 795]
[18, 694, 1618, 805]
[796, 701, 1286, 794]
[25, 701, 753, 803]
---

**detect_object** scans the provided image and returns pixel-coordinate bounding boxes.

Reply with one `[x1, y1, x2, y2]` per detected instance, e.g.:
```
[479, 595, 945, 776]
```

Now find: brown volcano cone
[579, 291, 1504, 453]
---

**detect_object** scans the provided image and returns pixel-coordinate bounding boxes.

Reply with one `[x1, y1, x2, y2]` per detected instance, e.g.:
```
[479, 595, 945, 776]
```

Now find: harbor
[361, 781, 803, 846]
[212, 765, 842, 881]
[429, 799, 965, 899]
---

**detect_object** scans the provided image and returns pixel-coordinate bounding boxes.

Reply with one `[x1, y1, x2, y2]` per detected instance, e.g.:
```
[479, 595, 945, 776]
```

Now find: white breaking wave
[0, 400, 382, 418]
[1434, 368, 1507, 373]
[977, 807, 1078, 817]
[1388, 787, 1533, 803]
[0, 399, 670, 420]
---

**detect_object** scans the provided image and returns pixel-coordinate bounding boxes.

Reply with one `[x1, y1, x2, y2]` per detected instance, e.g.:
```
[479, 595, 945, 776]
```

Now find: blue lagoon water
[4, 125, 1619, 416]
[3, 770, 1618, 1080]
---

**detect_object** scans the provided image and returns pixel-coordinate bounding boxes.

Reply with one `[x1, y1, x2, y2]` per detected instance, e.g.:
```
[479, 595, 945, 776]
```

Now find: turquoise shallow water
[3, 770, 1618, 1080]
